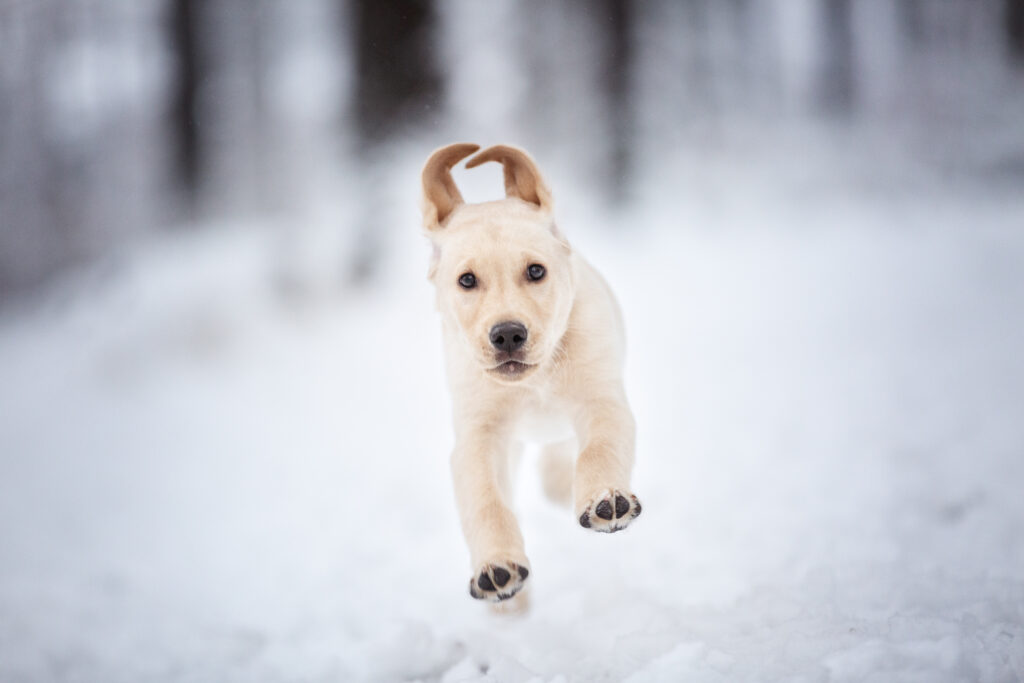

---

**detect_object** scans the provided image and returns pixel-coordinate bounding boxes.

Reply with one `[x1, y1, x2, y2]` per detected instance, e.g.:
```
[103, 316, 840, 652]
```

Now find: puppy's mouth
[490, 360, 535, 378]
[487, 351, 537, 380]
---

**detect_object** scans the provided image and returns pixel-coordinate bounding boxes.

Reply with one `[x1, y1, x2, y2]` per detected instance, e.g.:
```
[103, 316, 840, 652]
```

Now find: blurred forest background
[4, 3, 1024, 679]
[2, 0, 1023, 301]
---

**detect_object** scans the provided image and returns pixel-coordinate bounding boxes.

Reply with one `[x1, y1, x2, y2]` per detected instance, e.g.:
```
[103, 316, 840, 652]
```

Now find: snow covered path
[2, 188, 1024, 681]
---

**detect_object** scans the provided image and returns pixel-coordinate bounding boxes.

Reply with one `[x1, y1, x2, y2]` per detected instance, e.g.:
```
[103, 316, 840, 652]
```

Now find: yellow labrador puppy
[421, 143, 641, 603]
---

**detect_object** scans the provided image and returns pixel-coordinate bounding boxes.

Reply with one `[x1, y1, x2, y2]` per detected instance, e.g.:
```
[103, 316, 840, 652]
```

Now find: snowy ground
[2, 141, 1024, 681]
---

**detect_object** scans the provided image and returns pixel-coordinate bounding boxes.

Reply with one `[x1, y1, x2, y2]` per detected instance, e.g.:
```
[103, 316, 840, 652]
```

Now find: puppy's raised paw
[578, 489, 642, 533]
[468, 560, 530, 602]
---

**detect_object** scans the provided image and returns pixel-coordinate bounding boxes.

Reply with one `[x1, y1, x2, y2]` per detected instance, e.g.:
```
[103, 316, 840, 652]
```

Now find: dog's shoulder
[568, 253, 626, 359]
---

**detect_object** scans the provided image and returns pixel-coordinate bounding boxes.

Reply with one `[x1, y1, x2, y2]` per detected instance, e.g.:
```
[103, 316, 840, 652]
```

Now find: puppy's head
[421, 144, 575, 384]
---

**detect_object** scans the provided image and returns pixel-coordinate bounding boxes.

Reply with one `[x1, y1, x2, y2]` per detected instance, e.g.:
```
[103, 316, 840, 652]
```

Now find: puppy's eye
[526, 264, 546, 281]
[458, 272, 477, 289]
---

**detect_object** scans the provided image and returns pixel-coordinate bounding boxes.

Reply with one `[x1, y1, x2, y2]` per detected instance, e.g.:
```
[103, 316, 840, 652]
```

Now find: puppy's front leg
[451, 431, 530, 602]
[574, 392, 643, 533]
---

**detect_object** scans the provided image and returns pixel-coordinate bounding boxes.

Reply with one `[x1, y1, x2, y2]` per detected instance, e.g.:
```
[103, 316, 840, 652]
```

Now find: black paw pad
[595, 499, 614, 520]
[470, 563, 529, 602]
[579, 511, 592, 528]
[614, 495, 630, 519]
[492, 566, 510, 588]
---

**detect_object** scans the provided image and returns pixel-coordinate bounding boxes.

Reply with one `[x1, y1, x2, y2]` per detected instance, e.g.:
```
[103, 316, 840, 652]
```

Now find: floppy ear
[421, 143, 480, 231]
[465, 145, 553, 213]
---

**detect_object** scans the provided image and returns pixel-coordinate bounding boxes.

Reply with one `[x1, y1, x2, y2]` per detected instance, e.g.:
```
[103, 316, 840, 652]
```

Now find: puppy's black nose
[489, 321, 527, 352]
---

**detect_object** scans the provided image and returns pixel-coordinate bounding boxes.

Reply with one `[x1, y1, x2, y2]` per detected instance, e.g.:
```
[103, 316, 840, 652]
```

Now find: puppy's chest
[512, 400, 575, 444]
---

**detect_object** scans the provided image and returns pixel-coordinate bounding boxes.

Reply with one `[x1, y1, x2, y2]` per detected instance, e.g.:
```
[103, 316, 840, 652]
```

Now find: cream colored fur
[421, 143, 642, 604]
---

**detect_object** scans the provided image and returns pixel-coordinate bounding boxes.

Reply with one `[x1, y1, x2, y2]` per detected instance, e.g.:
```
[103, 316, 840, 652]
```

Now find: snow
[2, 142, 1024, 682]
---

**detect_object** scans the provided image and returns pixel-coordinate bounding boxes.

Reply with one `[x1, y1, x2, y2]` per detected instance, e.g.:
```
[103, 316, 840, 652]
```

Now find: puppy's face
[432, 201, 574, 383]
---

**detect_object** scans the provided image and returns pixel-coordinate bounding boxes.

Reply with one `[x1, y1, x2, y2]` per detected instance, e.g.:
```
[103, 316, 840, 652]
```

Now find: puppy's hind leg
[538, 438, 577, 507]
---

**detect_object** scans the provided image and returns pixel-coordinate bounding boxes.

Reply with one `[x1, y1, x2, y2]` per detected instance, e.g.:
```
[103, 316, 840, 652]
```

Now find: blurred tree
[816, 0, 857, 117]
[170, 0, 202, 208]
[1008, 0, 1024, 63]
[350, 0, 441, 145]
[346, 0, 442, 284]
[601, 0, 634, 205]
[0, 2, 50, 295]
[897, 0, 926, 45]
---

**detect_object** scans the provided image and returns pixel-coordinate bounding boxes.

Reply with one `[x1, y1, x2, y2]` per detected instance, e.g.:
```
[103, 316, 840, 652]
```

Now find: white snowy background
[2, 1, 1024, 681]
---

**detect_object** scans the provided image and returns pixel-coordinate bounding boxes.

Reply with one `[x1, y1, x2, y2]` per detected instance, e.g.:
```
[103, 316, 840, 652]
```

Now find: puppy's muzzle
[488, 321, 535, 379]
[489, 321, 527, 353]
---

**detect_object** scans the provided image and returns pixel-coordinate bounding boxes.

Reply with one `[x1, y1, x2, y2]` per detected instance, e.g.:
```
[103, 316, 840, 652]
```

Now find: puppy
[421, 143, 641, 603]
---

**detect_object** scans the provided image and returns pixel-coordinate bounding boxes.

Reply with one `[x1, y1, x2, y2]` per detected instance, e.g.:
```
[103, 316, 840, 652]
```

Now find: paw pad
[469, 561, 529, 602]
[578, 489, 642, 533]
